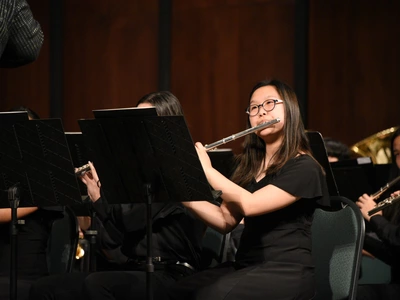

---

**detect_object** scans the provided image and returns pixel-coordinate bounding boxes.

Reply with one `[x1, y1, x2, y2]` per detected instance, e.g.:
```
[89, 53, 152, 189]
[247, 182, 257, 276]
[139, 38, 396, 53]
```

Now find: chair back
[46, 206, 79, 274]
[312, 196, 365, 300]
[200, 227, 229, 269]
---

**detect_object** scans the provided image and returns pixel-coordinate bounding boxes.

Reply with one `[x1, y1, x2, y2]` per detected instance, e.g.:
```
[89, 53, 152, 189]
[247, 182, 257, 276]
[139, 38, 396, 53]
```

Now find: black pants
[168, 261, 315, 300]
[0, 277, 33, 300]
[29, 265, 194, 300]
[357, 284, 400, 300]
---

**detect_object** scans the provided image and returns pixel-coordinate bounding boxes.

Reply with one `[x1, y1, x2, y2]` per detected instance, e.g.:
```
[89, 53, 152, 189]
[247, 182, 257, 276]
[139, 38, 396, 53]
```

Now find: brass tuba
[351, 126, 399, 164]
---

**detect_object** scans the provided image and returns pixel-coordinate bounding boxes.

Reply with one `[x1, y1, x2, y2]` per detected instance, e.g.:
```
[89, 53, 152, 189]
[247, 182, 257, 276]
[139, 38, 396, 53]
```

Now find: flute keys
[75, 164, 90, 176]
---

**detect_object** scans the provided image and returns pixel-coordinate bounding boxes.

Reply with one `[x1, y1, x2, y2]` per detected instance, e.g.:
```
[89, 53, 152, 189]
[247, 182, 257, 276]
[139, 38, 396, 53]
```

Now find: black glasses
[246, 99, 283, 116]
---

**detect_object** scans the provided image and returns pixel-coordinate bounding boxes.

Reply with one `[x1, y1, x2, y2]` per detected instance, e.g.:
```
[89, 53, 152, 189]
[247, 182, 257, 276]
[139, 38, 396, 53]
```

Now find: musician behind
[356, 127, 400, 300]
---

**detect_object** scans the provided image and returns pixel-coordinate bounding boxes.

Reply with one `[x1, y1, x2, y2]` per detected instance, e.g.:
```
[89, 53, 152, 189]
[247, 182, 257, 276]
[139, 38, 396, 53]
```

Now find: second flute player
[356, 127, 400, 300]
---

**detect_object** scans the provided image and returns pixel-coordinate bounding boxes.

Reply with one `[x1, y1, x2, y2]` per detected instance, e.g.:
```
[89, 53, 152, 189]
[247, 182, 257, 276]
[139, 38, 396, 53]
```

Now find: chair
[312, 196, 365, 300]
[358, 256, 391, 284]
[200, 226, 230, 269]
[46, 206, 79, 274]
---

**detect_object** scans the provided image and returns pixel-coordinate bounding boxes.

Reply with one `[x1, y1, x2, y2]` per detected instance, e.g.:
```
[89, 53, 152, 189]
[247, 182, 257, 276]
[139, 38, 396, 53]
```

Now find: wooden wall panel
[0, 0, 51, 118]
[62, 0, 159, 131]
[171, 0, 295, 153]
[4, 0, 398, 156]
[308, 0, 400, 147]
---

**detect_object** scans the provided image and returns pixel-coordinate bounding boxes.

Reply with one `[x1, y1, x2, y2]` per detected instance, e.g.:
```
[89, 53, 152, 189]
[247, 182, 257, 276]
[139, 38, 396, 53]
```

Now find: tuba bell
[351, 126, 399, 164]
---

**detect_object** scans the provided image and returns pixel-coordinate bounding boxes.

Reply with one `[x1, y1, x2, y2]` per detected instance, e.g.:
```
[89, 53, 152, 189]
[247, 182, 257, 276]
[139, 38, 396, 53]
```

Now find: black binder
[307, 131, 339, 197]
[0, 113, 82, 300]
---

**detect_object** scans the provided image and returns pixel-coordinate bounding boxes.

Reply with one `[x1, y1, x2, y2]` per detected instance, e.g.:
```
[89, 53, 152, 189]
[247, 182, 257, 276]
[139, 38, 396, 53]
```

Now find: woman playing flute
[169, 79, 330, 300]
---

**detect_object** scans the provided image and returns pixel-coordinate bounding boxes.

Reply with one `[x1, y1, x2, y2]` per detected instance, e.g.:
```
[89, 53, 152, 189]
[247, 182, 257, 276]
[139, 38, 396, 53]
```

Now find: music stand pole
[8, 184, 20, 300]
[144, 184, 154, 300]
[85, 209, 98, 272]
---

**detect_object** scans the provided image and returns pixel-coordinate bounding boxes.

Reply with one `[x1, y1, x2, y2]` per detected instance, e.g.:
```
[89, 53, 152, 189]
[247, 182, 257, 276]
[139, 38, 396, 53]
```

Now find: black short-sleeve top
[235, 154, 330, 268]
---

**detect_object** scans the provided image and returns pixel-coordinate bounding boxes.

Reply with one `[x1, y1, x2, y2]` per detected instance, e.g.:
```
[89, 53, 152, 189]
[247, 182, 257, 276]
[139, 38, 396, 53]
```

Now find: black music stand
[307, 131, 339, 199]
[78, 107, 214, 300]
[208, 148, 235, 179]
[0, 114, 82, 300]
[330, 158, 376, 202]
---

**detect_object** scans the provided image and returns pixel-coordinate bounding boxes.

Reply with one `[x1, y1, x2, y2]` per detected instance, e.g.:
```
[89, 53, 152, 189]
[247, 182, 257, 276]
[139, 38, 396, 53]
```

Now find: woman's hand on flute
[356, 193, 382, 221]
[390, 190, 400, 198]
[195, 142, 212, 174]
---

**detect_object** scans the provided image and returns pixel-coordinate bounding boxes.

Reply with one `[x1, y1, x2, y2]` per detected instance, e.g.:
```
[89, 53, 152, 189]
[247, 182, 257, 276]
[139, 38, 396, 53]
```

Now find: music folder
[0, 115, 82, 208]
[307, 131, 339, 198]
[0, 113, 82, 300]
[330, 158, 376, 202]
[208, 148, 235, 179]
[78, 107, 215, 205]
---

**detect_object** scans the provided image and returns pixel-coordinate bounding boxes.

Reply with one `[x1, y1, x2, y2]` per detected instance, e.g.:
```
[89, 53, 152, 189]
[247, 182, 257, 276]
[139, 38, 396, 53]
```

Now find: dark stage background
[1, 0, 399, 154]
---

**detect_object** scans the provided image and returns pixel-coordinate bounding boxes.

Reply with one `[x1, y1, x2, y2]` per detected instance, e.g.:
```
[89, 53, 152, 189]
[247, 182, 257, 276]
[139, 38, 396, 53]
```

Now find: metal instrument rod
[205, 118, 280, 151]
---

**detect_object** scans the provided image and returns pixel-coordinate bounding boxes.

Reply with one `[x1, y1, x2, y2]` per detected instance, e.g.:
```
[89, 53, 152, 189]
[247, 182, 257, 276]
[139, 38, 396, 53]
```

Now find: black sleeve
[271, 155, 330, 206]
[0, 0, 44, 67]
[92, 198, 125, 245]
[369, 215, 400, 248]
[364, 215, 400, 266]
[363, 233, 396, 266]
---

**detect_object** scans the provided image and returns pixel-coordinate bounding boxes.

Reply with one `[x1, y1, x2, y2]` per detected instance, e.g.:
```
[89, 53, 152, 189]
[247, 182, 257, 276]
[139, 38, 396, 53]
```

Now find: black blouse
[235, 155, 330, 268]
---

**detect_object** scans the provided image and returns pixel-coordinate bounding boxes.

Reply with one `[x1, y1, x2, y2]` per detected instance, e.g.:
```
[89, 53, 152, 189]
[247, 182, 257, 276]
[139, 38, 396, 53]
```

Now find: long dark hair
[388, 127, 400, 180]
[384, 127, 400, 224]
[136, 91, 184, 116]
[231, 79, 312, 187]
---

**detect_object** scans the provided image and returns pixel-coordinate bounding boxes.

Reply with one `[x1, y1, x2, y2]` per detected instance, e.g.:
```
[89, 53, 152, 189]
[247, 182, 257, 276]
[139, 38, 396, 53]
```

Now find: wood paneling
[3, 0, 398, 154]
[171, 0, 295, 153]
[62, 0, 159, 131]
[308, 0, 400, 146]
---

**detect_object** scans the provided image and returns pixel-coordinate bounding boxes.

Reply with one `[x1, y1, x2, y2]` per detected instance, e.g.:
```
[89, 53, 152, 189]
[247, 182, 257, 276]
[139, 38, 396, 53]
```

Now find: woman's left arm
[0, 207, 38, 223]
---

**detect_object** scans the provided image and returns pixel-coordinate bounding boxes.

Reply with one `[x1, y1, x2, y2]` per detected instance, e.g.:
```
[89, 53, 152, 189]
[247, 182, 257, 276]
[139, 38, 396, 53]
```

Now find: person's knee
[83, 273, 106, 297]
[29, 276, 55, 300]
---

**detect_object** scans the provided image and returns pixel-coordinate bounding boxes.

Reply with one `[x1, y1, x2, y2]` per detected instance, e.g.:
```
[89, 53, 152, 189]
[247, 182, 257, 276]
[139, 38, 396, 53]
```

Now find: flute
[205, 118, 280, 151]
[370, 175, 400, 200]
[368, 194, 400, 216]
[75, 164, 91, 176]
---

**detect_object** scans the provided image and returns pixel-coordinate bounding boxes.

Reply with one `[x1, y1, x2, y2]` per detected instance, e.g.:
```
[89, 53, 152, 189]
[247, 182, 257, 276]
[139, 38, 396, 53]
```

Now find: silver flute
[368, 193, 400, 216]
[205, 118, 280, 151]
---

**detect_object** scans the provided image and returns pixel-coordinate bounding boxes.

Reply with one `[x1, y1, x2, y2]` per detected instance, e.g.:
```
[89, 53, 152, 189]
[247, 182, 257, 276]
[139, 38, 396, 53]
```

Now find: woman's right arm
[0, 207, 38, 223]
